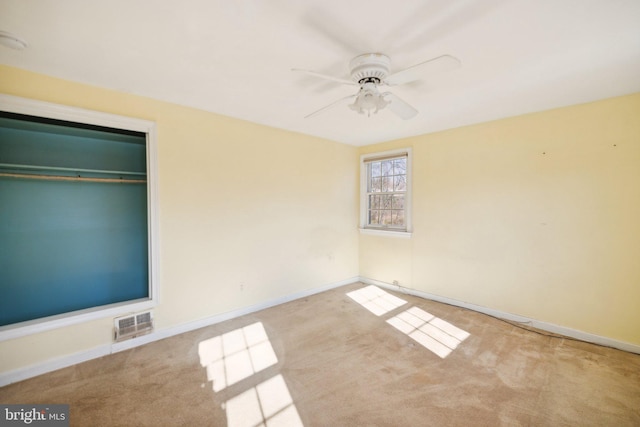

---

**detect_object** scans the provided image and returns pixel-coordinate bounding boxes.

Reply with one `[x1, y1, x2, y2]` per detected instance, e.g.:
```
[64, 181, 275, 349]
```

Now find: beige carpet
[2, 282, 639, 426]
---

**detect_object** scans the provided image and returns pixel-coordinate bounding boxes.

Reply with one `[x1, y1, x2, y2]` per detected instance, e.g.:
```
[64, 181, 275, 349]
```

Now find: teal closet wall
[0, 113, 149, 326]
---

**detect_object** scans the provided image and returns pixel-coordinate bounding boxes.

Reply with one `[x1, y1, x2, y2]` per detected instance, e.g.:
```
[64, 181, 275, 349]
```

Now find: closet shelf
[0, 163, 146, 176]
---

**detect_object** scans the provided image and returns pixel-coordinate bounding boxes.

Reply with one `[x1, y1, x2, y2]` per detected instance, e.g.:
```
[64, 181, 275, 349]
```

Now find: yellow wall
[360, 93, 640, 345]
[1, 64, 638, 377]
[0, 65, 360, 373]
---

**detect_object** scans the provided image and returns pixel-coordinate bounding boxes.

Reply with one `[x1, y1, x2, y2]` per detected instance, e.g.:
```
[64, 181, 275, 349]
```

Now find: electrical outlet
[392, 280, 399, 286]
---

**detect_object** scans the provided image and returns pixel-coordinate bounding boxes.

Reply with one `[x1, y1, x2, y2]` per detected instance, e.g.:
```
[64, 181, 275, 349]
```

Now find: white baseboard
[359, 276, 640, 355]
[0, 276, 359, 387]
[0, 344, 112, 388]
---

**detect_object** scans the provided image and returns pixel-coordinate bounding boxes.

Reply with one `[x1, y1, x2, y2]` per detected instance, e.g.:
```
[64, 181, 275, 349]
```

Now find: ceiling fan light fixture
[349, 83, 389, 117]
[0, 31, 28, 50]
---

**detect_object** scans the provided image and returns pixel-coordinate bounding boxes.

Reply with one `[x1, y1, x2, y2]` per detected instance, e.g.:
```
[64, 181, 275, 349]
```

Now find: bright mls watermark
[0, 405, 68, 426]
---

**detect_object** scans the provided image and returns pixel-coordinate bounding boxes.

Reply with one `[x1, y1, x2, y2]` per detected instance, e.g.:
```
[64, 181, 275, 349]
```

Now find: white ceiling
[1, 0, 639, 146]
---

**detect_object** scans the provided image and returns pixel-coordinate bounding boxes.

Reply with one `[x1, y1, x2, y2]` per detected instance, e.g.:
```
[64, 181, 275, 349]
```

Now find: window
[360, 148, 412, 236]
[0, 94, 158, 341]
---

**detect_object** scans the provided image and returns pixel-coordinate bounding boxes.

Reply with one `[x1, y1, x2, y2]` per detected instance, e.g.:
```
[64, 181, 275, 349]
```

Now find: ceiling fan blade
[292, 68, 356, 86]
[383, 92, 418, 120]
[305, 94, 357, 119]
[385, 55, 461, 86]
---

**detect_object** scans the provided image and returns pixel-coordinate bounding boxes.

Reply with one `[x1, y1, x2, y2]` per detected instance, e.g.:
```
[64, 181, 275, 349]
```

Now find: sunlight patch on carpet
[224, 374, 303, 427]
[346, 285, 407, 316]
[198, 322, 278, 392]
[387, 306, 470, 358]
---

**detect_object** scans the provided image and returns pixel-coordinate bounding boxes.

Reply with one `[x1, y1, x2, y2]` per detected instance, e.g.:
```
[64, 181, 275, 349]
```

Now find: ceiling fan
[293, 53, 461, 119]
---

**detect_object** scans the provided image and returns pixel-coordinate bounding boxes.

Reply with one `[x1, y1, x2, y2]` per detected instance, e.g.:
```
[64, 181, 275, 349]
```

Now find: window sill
[359, 228, 412, 239]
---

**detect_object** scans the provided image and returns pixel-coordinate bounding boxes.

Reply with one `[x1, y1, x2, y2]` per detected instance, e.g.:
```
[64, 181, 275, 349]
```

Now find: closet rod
[0, 172, 146, 184]
[0, 163, 145, 176]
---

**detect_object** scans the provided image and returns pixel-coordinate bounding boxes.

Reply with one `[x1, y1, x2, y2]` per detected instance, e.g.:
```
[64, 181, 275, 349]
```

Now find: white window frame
[0, 94, 160, 341]
[360, 147, 412, 238]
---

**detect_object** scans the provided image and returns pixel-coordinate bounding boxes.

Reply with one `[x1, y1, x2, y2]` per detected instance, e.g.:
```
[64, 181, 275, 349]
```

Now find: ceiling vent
[114, 311, 154, 342]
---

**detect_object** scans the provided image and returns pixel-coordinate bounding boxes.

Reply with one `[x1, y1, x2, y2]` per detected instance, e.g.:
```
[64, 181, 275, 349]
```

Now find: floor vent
[114, 311, 154, 342]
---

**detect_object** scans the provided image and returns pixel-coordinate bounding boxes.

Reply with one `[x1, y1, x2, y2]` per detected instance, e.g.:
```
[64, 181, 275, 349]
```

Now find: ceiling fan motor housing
[350, 53, 390, 84]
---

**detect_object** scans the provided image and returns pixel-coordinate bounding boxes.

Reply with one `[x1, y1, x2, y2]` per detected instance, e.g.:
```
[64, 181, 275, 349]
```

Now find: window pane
[369, 194, 380, 209]
[393, 158, 406, 175]
[392, 210, 405, 226]
[381, 194, 392, 209]
[381, 177, 393, 192]
[370, 177, 381, 192]
[380, 210, 392, 225]
[381, 160, 393, 177]
[369, 210, 380, 225]
[392, 194, 404, 209]
[393, 175, 406, 191]
[370, 162, 381, 178]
